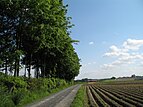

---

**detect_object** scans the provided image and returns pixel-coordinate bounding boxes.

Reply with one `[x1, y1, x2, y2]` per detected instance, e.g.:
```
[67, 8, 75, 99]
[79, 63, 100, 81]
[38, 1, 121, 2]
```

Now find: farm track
[86, 82, 143, 107]
[25, 84, 81, 107]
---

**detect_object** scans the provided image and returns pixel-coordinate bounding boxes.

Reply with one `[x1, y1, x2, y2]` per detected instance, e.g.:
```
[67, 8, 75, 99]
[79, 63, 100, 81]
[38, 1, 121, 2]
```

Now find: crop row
[98, 85, 143, 101]
[86, 86, 99, 107]
[94, 85, 143, 107]
[86, 84, 143, 107]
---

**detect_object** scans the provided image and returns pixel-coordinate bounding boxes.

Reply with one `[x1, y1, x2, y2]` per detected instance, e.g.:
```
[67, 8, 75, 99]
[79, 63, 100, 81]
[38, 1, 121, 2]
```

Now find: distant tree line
[0, 0, 81, 81]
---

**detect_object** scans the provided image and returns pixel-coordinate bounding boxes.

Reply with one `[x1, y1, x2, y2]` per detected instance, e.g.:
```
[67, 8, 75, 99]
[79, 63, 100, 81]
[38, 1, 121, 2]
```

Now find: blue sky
[64, 0, 143, 79]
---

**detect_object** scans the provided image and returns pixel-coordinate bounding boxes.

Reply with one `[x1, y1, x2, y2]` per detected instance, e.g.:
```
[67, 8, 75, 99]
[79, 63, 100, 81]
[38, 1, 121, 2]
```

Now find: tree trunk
[28, 54, 32, 78]
[24, 65, 26, 77]
[27, 66, 31, 78]
[14, 62, 17, 77]
[35, 66, 39, 78]
[5, 59, 8, 75]
[16, 59, 19, 76]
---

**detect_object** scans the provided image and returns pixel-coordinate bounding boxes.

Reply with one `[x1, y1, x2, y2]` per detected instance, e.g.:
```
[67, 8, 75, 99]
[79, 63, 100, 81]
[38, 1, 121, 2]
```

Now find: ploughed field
[85, 80, 143, 107]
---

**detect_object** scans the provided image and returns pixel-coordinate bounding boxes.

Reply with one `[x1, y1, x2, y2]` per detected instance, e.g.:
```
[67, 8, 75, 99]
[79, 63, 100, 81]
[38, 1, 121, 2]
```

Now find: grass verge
[20, 84, 73, 107]
[71, 85, 88, 107]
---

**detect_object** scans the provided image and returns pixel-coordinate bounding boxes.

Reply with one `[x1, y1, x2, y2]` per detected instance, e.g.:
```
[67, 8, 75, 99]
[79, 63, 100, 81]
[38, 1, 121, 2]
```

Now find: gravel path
[25, 84, 81, 107]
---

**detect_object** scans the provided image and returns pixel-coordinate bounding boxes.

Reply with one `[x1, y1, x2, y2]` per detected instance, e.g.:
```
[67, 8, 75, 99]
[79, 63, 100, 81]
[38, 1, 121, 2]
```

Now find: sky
[64, 0, 143, 79]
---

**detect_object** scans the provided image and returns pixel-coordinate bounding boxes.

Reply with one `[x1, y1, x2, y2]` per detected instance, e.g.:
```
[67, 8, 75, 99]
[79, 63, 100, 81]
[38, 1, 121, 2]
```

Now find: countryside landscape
[1, 0, 143, 107]
[84, 79, 143, 107]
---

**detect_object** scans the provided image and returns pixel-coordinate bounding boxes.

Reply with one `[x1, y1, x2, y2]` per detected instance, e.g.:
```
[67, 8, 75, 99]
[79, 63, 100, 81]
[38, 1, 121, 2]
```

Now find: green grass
[71, 85, 87, 107]
[0, 73, 74, 107]
[0, 85, 72, 107]
[19, 84, 73, 107]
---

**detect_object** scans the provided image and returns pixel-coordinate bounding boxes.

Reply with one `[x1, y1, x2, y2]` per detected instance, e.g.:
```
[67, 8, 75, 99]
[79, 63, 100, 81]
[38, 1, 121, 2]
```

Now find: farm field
[85, 80, 143, 107]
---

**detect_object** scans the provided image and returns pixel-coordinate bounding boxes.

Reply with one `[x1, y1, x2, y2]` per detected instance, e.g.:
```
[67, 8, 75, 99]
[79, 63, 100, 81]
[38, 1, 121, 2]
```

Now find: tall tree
[0, 0, 81, 80]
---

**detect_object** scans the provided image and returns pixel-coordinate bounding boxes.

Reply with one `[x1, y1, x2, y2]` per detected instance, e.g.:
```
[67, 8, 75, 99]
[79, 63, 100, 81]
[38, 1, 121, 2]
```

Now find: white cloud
[110, 45, 120, 52]
[119, 53, 143, 61]
[81, 61, 96, 69]
[123, 39, 143, 51]
[102, 59, 133, 69]
[84, 62, 96, 66]
[104, 45, 129, 57]
[77, 39, 143, 79]
[103, 38, 143, 70]
[89, 41, 94, 45]
[102, 64, 113, 69]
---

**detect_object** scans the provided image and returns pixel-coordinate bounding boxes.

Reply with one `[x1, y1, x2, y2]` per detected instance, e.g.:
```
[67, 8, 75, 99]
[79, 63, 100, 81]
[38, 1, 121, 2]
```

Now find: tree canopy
[0, 0, 80, 81]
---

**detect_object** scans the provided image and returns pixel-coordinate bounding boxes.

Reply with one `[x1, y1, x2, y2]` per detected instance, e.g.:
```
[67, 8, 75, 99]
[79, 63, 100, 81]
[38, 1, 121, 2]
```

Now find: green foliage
[0, 0, 80, 80]
[0, 73, 71, 106]
[0, 86, 15, 107]
[0, 75, 27, 93]
[111, 77, 116, 79]
[71, 86, 85, 107]
[0, 0, 81, 106]
[12, 88, 27, 105]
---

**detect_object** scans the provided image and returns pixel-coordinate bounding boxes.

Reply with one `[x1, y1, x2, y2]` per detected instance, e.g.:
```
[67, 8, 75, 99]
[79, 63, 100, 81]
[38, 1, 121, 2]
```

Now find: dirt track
[25, 84, 81, 107]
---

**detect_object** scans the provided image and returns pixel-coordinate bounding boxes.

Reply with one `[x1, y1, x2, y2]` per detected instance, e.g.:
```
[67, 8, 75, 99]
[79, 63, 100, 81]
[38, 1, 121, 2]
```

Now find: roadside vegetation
[0, 0, 80, 106]
[0, 72, 74, 107]
[71, 85, 89, 107]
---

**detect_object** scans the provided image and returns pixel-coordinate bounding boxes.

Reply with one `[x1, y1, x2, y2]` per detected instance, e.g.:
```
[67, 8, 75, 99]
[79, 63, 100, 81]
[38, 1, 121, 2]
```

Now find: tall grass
[0, 73, 73, 107]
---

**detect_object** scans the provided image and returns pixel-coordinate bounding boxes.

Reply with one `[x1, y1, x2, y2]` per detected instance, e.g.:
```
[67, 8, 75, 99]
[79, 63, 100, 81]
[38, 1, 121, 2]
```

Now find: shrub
[0, 74, 71, 107]
[0, 86, 15, 107]
[0, 76, 27, 92]
[12, 88, 28, 105]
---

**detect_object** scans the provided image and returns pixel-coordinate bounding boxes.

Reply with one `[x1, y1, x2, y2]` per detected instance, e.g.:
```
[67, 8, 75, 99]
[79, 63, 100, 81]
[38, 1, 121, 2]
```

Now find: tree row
[0, 0, 80, 81]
